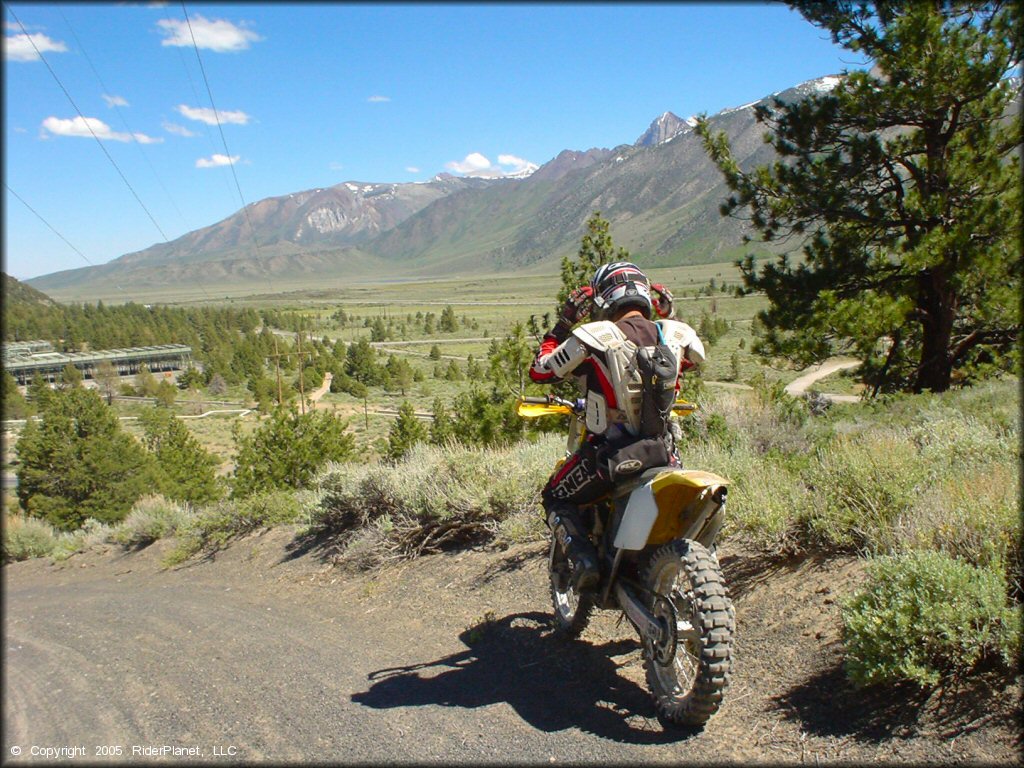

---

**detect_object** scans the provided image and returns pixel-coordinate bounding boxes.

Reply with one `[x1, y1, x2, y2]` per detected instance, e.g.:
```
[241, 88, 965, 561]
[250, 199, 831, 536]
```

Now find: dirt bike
[517, 394, 734, 727]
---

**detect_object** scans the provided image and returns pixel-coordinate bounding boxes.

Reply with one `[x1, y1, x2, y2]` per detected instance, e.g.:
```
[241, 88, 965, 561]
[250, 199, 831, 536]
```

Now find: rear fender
[613, 469, 729, 551]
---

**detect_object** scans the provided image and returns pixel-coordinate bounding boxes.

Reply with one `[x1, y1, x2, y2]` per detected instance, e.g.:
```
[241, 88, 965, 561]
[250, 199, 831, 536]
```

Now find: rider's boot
[546, 503, 599, 592]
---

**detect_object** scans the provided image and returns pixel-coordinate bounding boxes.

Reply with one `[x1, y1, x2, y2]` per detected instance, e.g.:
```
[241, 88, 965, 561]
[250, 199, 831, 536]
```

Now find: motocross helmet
[590, 261, 653, 321]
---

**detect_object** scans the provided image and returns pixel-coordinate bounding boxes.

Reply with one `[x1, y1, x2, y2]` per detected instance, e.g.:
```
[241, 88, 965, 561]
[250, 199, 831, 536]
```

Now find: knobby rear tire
[641, 539, 734, 727]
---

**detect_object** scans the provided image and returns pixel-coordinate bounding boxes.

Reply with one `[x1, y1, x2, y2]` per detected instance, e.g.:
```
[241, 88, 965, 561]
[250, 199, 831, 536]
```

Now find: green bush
[897, 462, 1021, 596]
[164, 490, 303, 565]
[110, 495, 192, 548]
[841, 551, 1020, 687]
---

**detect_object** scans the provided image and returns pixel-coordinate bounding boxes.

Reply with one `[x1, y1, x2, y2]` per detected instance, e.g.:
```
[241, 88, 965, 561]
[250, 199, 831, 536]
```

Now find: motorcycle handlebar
[518, 394, 581, 411]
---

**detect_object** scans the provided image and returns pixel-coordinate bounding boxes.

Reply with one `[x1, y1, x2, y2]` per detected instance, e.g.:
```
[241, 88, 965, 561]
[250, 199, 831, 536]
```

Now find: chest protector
[571, 319, 701, 437]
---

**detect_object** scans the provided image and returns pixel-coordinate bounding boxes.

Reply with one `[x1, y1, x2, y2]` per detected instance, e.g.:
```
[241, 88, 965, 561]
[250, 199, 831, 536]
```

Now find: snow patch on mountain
[815, 75, 841, 92]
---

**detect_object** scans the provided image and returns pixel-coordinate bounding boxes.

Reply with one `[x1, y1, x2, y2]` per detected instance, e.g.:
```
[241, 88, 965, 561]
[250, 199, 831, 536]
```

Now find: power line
[7, 5, 222, 304]
[4, 183, 137, 300]
[58, 9, 189, 230]
[181, 1, 277, 297]
[162, 4, 238, 206]
[6, 4, 170, 243]
[5, 184, 97, 268]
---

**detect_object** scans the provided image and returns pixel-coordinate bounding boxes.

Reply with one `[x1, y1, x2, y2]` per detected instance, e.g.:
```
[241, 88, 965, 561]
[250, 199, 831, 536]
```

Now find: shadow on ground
[279, 528, 340, 564]
[775, 661, 1021, 744]
[352, 611, 699, 745]
[775, 664, 929, 742]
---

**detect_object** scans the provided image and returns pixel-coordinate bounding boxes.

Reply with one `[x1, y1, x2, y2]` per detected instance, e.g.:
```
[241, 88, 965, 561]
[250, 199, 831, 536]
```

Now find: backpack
[571, 321, 678, 438]
[636, 328, 678, 437]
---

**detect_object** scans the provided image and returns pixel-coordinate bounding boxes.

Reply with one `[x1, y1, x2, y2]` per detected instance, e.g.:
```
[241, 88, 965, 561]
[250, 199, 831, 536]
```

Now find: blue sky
[3, 3, 858, 281]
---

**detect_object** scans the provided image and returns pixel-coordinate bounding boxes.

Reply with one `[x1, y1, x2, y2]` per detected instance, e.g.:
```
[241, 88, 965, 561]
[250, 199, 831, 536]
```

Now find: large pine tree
[16, 387, 159, 530]
[699, 1, 1020, 393]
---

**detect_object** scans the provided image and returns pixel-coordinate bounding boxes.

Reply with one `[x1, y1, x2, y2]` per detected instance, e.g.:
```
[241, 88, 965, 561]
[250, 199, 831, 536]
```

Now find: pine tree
[394, 358, 415, 396]
[386, 401, 427, 461]
[155, 379, 177, 407]
[138, 407, 222, 505]
[16, 387, 158, 530]
[135, 365, 159, 397]
[2, 371, 31, 419]
[60, 362, 82, 389]
[698, 2, 1020, 394]
[346, 338, 380, 385]
[444, 359, 463, 381]
[439, 305, 458, 333]
[557, 211, 630, 307]
[231, 407, 355, 497]
[429, 397, 455, 446]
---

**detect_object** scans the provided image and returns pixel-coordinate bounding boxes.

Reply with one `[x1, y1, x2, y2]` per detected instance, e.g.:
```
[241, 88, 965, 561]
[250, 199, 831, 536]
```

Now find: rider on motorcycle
[529, 262, 705, 592]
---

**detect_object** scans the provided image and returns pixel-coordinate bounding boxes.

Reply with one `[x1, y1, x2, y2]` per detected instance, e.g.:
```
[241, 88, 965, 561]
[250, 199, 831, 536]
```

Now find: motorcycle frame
[517, 396, 729, 623]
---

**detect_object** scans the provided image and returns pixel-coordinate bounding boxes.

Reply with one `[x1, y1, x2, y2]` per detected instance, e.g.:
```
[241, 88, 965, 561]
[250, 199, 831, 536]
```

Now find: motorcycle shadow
[351, 611, 697, 744]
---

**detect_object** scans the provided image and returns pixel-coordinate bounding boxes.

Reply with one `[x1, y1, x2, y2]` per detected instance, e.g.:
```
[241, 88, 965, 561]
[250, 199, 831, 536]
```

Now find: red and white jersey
[530, 317, 704, 435]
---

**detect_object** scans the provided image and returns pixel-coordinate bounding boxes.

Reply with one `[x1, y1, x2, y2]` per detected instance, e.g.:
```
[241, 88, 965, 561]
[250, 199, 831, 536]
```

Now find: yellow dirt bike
[517, 394, 734, 727]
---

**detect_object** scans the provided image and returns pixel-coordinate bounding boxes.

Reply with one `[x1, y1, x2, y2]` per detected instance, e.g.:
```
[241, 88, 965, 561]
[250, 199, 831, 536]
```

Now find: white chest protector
[565, 319, 705, 436]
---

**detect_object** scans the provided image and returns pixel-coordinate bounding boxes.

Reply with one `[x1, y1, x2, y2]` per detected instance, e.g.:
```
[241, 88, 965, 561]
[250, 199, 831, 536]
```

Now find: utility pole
[272, 334, 283, 406]
[297, 329, 306, 415]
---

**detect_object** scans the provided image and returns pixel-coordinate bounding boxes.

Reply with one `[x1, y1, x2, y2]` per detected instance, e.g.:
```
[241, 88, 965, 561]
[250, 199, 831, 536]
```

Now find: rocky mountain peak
[634, 111, 691, 147]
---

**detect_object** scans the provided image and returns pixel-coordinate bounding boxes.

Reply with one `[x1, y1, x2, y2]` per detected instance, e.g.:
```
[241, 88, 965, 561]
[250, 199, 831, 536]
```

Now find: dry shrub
[312, 436, 558, 566]
[110, 495, 192, 548]
[3, 514, 60, 562]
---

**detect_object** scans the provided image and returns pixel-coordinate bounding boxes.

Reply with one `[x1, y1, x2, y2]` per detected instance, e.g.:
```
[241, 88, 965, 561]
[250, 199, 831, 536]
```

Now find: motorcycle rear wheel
[548, 536, 595, 638]
[641, 539, 734, 727]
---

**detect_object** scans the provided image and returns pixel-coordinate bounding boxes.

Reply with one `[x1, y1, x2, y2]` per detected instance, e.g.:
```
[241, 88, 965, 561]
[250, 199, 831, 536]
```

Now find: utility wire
[6, 4, 170, 243]
[5, 184, 97, 268]
[58, 9, 189, 230]
[5, 183, 135, 298]
[9, 6, 221, 304]
[162, 4, 238, 205]
[181, 1, 276, 297]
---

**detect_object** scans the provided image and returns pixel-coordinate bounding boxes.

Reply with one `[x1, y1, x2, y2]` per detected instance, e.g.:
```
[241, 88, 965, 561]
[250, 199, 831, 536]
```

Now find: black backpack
[635, 331, 677, 438]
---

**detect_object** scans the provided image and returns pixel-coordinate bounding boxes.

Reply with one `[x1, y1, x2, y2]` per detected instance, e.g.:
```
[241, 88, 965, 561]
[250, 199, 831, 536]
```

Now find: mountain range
[28, 75, 844, 299]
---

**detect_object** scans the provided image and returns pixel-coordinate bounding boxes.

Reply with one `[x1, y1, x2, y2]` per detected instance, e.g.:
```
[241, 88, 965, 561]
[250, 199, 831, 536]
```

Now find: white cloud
[445, 151, 538, 178]
[4, 31, 68, 62]
[196, 153, 240, 168]
[103, 94, 129, 108]
[405, 166, 420, 174]
[498, 154, 536, 174]
[446, 152, 492, 174]
[156, 14, 262, 53]
[163, 121, 197, 137]
[328, 162, 344, 171]
[41, 116, 162, 144]
[367, 95, 391, 103]
[176, 104, 250, 125]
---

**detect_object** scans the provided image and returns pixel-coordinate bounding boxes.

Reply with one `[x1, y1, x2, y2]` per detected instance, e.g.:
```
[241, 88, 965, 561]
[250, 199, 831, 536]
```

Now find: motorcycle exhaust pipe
[614, 581, 664, 644]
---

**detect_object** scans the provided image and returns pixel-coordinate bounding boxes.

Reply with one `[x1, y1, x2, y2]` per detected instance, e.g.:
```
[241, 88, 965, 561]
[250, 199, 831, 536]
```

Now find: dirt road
[784, 359, 861, 402]
[4, 532, 1017, 764]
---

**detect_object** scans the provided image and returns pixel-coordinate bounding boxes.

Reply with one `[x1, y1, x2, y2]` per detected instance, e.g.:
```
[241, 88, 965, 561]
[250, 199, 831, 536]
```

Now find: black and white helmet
[590, 262, 652, 320]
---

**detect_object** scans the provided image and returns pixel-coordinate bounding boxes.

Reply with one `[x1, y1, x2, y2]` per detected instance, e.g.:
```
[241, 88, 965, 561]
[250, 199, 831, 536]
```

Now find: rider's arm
[529, 331, 589, 383]
[529, 286, 593, 383]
